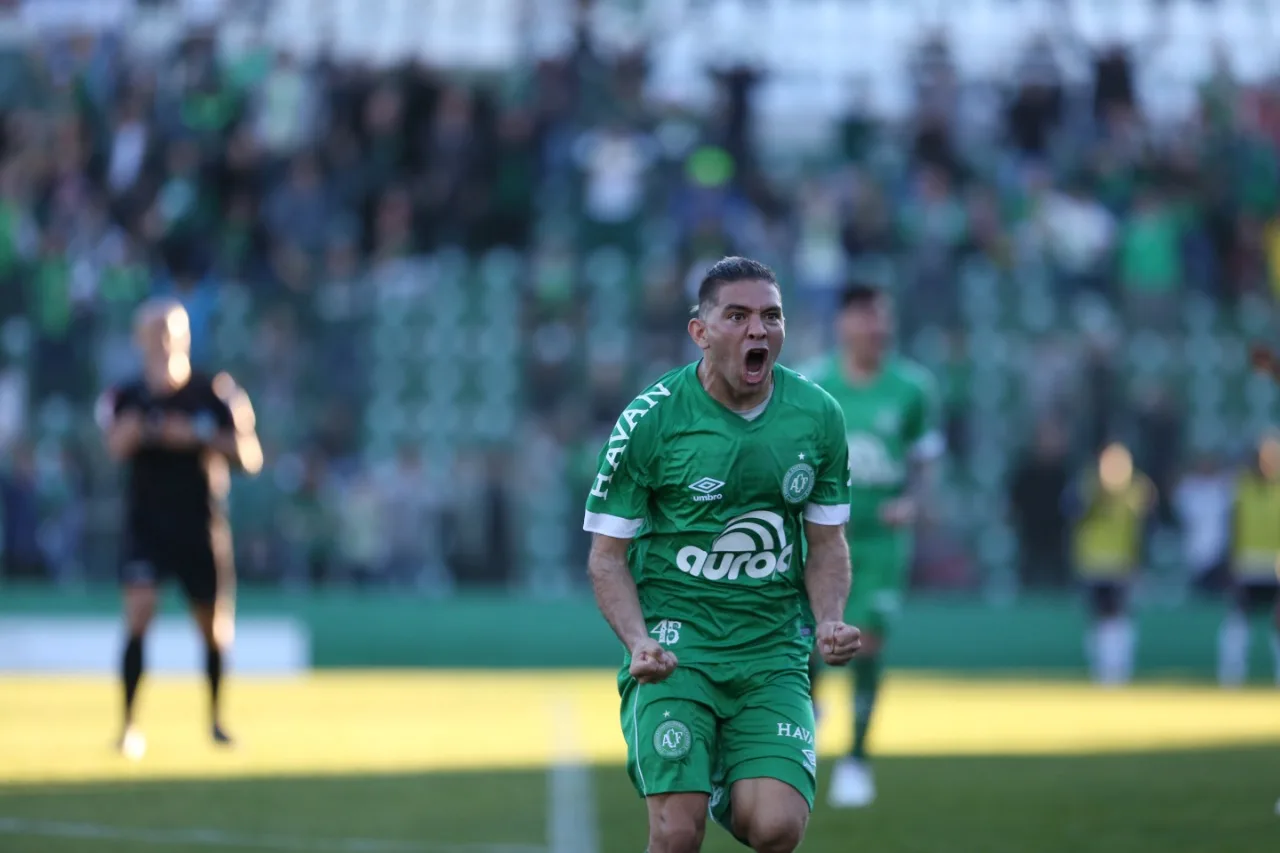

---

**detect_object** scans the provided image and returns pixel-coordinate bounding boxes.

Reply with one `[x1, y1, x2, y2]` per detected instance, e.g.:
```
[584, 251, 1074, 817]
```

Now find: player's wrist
[625, 631, 654, 653]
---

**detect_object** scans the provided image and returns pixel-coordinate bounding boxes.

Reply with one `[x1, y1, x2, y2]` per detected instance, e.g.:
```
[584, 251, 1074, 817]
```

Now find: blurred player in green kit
[803, 282, 944, 808]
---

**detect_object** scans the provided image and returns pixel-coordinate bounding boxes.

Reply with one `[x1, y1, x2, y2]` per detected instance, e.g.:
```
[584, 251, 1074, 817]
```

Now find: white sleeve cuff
[803, 503, 850, 526]
[583, 511, 643, 538]
[910, 431, 945, 461]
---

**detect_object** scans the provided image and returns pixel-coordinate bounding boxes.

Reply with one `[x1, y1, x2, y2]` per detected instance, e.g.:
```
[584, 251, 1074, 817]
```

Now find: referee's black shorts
[1231, 579, 1280, 615]
[119, 523, 231, 606]
[1081, 578, 1131, 618]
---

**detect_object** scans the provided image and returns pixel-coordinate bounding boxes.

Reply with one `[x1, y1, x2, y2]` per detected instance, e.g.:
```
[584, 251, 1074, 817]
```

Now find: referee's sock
[122, 634, 144, 725]
[205, 643, 224, 720]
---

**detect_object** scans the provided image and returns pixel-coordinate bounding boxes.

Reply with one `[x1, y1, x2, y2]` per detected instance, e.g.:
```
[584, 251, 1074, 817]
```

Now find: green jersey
[802, 354, 943, 536]
[583, 361, 851, 669]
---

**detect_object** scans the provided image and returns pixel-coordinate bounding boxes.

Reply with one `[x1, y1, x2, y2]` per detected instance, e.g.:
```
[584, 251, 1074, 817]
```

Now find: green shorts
[845, 534, 911, 636]
[618, 662, 817, 844]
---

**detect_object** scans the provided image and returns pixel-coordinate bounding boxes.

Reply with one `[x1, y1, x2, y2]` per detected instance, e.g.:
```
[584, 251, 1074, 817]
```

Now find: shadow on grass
[1, 744, 1277, 853]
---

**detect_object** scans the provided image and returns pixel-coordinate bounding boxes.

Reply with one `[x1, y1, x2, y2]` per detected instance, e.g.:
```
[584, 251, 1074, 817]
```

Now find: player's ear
[687, 316, 710, 351]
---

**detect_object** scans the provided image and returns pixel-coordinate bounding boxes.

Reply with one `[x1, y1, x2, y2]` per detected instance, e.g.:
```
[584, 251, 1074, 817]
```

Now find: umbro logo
[689, 477, 725, 502]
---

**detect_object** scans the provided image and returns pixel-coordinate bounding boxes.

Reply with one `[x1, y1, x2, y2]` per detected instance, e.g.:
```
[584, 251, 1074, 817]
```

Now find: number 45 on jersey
[651, 620, 682, 646]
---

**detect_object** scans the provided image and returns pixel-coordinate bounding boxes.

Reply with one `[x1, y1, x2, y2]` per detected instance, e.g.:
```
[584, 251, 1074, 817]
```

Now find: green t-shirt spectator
[30, 255, 71, 339]
[1120, 201, 1182, 293]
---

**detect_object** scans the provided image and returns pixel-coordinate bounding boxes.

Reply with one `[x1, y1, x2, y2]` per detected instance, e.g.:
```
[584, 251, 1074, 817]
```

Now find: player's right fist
[629, 638, 677, 685]
[816, 620, 862, 666]
[1249, 343, 1280, 380]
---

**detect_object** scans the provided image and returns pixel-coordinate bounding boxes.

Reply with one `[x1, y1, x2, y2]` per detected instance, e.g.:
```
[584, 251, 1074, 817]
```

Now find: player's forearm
[805, 526, 852, 624]
[587, 542, 650, 652]
[210, 432, 264, 475]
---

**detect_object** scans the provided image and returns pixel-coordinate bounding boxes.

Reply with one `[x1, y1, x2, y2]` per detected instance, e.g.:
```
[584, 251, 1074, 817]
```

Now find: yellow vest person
[1065, 443, 1154, 685]
[1218, 438, 1280, 686]
[1071, 448, 1155, 582]
[1231, 471, 1280, 583]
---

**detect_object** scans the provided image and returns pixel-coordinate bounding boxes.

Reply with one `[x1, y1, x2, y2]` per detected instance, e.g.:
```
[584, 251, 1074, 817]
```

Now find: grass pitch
[1, 671, 1278, 852]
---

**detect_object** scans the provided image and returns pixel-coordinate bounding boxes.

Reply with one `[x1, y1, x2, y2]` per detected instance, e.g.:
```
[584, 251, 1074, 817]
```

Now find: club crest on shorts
[781, 459, 816, 504]
[653, 719, 692, 760]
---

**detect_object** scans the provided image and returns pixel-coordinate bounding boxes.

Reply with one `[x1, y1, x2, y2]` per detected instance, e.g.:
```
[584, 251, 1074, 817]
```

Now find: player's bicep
[95, 389, 118, 431]
[98, 387, 144, 458]
[583, 439, 651, 538]
[100, 385, 141, 426]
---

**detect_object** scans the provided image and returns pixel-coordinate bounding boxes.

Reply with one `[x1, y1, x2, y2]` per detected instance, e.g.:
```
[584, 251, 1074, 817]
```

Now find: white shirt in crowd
[1173, 472, 1234, 577]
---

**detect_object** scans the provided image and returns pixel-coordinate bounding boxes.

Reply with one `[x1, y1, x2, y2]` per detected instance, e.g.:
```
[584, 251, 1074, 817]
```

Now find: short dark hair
[696, 256, 778, 317]
[838, 281, 886, 311]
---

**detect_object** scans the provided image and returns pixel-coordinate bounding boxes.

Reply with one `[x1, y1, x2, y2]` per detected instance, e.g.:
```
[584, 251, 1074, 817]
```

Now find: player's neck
[144, 359, 190, 395]
[842, 353, 883, 385]
[697, 359, 772, 413]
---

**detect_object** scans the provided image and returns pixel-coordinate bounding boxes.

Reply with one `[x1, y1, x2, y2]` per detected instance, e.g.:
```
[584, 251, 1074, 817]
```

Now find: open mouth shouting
[743, 347, 770, 385]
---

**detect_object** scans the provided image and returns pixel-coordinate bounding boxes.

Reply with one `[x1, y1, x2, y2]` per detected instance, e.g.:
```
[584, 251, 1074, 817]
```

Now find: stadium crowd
[0, 12, 1278, 596]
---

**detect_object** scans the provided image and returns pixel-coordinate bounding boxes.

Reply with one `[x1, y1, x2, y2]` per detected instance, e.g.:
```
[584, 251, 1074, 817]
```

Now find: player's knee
[648, 808, 705, 853]
[737, 808, 806, 853]
[190, 603, 220, 646]
[124, 589, 157, 635]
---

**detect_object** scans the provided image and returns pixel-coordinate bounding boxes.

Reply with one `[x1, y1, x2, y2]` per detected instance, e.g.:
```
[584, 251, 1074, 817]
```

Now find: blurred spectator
[1, 10, 1279, 600]
[251, 52, 317, 158]
[1006, 35, 1064, 160]
[334, 468, 387, 587]
[1173, 451, 1234, 596]
[1008, 419, 1072, 591]
[378, 443, 452, 594]
[1, 441, 43, 579]
[1130, 385, 1183, 525]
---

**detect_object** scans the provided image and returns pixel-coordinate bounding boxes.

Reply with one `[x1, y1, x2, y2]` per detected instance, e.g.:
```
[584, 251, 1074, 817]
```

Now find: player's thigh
[711, 668, 816, 834]
[122, 584, 158, 633]
[846, 537, 909, 637]
[619, 669, 717, 800]
[119, 534, 163, 632]
[169, 540, 227, 643]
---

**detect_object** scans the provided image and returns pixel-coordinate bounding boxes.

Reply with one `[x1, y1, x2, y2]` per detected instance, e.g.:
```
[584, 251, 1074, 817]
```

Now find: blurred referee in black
[96, 298, 262, 758]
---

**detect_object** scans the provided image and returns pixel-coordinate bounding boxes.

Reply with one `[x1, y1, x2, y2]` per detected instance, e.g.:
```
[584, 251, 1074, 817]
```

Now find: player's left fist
[816, 620, 861, 666]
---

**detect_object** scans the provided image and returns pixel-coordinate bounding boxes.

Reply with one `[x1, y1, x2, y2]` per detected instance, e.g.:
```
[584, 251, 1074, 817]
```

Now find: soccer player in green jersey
[803, 282, 944, 809]
[584, 257, 863, 853]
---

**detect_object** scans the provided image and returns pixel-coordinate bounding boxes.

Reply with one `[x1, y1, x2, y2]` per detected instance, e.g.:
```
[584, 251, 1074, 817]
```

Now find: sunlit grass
[3, 671, 1278, 786]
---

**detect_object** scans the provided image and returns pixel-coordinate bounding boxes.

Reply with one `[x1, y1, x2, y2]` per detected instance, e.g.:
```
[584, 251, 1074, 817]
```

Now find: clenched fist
[629, 638, 678, 684]
[816, 620, 862, 666]
[1250, 343, 1280, 380]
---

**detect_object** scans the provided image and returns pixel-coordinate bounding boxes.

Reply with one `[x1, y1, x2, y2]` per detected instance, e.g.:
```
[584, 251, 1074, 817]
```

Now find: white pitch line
[0, 818, 547, 853]
[547, 701, 599, 853]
